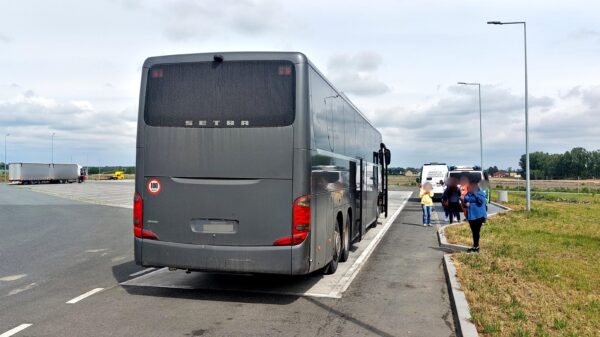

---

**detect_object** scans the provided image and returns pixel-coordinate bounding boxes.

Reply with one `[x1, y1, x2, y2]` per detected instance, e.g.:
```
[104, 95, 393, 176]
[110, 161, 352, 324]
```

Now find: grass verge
[445, 191, 600, 336]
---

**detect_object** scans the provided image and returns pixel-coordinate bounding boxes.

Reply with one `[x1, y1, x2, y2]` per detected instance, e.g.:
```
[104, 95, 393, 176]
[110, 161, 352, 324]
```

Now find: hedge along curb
[443, 254, 479, 337]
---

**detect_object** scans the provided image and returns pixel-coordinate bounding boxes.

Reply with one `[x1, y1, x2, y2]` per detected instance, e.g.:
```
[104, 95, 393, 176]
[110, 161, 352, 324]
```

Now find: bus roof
[143, 51, 308, 69]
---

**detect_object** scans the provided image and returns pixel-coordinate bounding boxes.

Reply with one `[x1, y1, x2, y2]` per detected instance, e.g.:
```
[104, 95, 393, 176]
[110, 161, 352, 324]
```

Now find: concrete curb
[438, 205, 513, 337]
[490, 201, 512, 211]
[437, 204, 510, 252]
[443, 254, 479, 337]
[437, 223, 471, 252]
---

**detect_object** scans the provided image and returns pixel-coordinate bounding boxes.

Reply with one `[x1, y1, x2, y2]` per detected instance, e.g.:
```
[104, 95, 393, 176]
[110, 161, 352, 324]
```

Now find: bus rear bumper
[135, 238, 310, 275]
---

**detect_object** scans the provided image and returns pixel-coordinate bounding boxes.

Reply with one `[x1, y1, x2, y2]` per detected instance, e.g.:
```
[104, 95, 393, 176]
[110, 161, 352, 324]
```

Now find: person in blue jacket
[461, 178, 488, 253]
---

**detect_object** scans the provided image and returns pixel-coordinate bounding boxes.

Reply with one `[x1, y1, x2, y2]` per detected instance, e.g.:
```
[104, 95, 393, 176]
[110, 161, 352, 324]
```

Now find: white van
[418, 163, 449, 200]
[447, 166, 489, 185]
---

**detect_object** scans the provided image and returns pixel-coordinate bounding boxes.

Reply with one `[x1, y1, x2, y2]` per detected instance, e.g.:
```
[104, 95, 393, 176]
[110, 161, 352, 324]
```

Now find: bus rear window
[144, 61, 295, 127]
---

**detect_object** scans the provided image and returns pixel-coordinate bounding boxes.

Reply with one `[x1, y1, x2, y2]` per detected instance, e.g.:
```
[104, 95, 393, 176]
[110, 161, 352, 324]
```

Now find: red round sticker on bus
[147, 179, 161, 195]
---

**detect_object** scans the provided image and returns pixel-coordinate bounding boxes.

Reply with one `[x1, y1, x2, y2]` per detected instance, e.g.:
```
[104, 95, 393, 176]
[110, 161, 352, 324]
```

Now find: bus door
[355, 158, 365, 241]
[349, 160, 361, 242]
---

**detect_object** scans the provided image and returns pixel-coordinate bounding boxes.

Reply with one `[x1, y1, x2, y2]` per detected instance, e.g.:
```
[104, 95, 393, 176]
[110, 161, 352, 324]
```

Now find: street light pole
[457, 82, 483, 169]
[4, 134, 9, 183]
[488, 20, 531, 211]
[51, 133, 55, 165]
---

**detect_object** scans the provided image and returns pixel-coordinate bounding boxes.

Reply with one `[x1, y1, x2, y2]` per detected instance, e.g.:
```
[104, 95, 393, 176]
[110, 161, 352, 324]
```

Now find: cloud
[370, 84, 554, 131]
[117, 0, 289, 41]
[0, 91, 137, 147]
[326, 51, 390, 96]
[570, 29, 600, 44]
[0, 33, 11, 44]
[364, 84, 578, 167]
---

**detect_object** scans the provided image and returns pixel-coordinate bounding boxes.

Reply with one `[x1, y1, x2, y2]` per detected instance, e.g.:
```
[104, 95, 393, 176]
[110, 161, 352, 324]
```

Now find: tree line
[518, 147, 600, 180]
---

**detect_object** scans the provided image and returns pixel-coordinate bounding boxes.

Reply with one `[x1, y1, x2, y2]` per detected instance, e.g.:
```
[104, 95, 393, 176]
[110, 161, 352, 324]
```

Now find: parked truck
[110, 171, 126, 180]
[8, 163, 87, 184]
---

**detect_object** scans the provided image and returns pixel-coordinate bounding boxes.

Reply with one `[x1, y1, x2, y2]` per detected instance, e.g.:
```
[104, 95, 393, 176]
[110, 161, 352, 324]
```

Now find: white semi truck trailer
[8, 163, 87, 184]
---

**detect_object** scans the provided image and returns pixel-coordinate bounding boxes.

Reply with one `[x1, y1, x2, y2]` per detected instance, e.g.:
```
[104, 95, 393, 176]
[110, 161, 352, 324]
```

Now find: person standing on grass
[461, 179, 488, 253]
[420, 182, 434, 227]
[443, 177, 462, 224]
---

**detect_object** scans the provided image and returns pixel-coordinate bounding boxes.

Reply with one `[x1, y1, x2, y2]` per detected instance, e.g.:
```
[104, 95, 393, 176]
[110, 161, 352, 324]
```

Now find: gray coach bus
[134, 52, 391, 275]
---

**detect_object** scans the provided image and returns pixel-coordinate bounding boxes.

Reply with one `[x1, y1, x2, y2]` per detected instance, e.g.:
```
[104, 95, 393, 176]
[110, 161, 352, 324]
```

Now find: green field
[388, 175, 419, 187]
[445, 191, 600, 336]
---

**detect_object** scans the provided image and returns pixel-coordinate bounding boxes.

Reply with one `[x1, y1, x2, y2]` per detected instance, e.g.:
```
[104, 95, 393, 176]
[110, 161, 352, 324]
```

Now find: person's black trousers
[448, 202, 461, 223]
[468, 217, 485, 247]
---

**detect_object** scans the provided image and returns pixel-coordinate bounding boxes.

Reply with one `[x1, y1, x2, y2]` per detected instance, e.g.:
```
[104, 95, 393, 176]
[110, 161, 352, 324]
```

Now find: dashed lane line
[65, 288, 104, 304]
[0, 324, 32, 337]
[0, 274, 26, 282]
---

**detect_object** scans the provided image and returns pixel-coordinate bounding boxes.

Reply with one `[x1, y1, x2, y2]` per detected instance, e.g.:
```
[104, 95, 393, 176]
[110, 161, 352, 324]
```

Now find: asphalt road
[0, 184, 455, 337]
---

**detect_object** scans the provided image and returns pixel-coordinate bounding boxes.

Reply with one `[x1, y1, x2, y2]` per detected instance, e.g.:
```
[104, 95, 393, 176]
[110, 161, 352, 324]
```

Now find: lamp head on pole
[487, 21, 503, 25]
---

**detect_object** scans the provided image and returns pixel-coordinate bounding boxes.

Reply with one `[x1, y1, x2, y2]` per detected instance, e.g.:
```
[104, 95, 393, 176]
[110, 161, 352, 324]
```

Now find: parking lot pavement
[1, 185, 455, 337]
[15, 180, 134, 209]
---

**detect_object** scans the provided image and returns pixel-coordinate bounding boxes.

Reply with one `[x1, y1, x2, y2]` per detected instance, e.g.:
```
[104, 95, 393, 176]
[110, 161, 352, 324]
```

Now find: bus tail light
[133, 192, 159, 240]
[273, 195, 311, 246]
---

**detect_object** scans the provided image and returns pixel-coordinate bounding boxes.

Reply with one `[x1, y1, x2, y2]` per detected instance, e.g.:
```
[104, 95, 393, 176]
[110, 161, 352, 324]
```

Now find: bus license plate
[190, 219, 238, 234]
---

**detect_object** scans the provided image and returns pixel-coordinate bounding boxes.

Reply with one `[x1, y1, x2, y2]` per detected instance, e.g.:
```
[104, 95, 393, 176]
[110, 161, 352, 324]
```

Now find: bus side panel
[311, 190, 331, 271]
[310, 152, 353, 271]
[134, 140, 145, 265]
[291, 148, 311, 274]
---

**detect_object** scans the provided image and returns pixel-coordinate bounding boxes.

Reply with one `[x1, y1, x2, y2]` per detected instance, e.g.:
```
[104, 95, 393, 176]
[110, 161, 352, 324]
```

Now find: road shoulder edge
[443, 254, 479, 337]
[490, 201, 512, 211]
[437, 223, 470, 252]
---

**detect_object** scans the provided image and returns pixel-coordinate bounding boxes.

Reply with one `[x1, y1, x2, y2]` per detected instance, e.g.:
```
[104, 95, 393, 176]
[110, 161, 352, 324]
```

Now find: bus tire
[323, 219, 342, 275]
[340, 214, 350, 262]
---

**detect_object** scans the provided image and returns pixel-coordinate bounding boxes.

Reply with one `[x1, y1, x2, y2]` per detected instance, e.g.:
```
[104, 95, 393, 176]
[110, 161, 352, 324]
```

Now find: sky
[1, 0, 599, 168]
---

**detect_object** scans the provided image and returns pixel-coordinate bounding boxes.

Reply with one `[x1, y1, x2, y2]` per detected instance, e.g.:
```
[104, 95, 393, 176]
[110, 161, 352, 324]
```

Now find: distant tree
[486, 166, 499, 175]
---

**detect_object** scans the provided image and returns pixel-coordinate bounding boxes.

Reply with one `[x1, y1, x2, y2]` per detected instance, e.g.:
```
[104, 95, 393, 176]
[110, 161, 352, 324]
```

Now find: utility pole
[4, 134, 9, 183]
[488, 20, 531, 211]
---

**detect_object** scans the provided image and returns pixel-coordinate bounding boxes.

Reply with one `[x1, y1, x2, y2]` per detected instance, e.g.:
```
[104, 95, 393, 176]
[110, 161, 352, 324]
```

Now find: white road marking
[65, 288, 104, 304]
[7, 283, 38, 296]
[331, 193, 411, 297]
[85, 248, 109, 253]
[0, 274, 26, 282]
[111, 256, 127, 262]
[0, 324, 32, 337]
[129, 268, 156, 277]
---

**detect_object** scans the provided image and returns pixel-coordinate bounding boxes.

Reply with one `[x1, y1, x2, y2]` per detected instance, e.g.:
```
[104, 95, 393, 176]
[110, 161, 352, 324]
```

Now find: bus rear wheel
[340, 214, 350, 262]
[323, 219, 342, 275]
